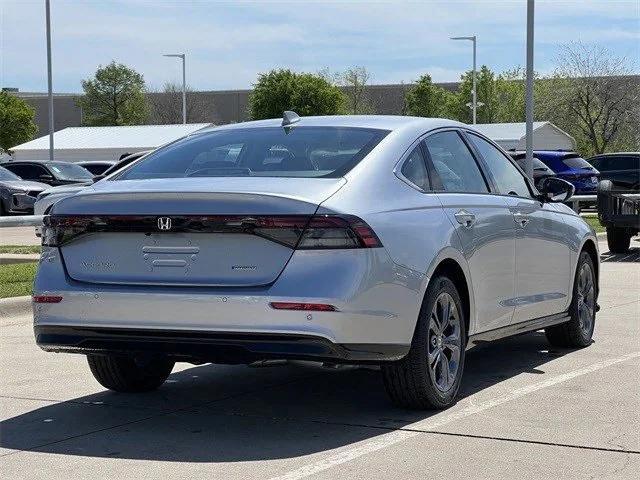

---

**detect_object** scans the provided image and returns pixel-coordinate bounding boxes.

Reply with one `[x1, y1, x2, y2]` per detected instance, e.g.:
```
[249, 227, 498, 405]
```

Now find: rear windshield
[117, 127, 389, 180]
[49, 162, 94, 180]
[561, 155, 594, 170]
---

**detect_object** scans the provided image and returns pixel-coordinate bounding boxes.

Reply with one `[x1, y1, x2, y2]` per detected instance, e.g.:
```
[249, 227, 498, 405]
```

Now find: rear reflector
[270, 302, 337, 311]
[33, 295, 63, 304]
[42, 214, 382, 250]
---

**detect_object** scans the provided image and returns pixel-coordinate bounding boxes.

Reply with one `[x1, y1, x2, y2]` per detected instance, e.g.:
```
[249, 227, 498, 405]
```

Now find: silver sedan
[33, 114, 599, 409]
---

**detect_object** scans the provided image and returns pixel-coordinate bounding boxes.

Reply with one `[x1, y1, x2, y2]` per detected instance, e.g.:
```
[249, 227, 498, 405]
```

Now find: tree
[148, 82, 210, 124]
[0, 91, 37, 153]
[404, 74, 451, 118]
[77, 61, 148, 126]
[537, 42, 640, 155]
[494, 67, 527, 123]
[249, 69, 345, 120]
[341, 66, 373, 114]
[448, 66, 499, 123]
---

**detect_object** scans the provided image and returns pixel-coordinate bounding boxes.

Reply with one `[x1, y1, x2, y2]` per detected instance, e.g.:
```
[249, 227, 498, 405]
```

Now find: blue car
[533, 151, 600, 195]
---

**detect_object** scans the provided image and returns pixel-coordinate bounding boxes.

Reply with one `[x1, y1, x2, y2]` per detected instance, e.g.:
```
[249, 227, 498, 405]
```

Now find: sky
[1, 0, 638, 93]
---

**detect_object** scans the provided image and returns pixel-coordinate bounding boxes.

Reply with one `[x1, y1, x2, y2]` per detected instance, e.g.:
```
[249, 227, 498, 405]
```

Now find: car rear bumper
[33, 246, 424, 362]
[34, 325, 409, 363]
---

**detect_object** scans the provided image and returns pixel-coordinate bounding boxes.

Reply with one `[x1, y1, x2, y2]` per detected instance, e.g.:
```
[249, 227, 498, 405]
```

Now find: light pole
[450, 35, 477, 124]
[163, 53, 186, 124]
[45, 0, 54, 161]
[524, 0, 535, 180]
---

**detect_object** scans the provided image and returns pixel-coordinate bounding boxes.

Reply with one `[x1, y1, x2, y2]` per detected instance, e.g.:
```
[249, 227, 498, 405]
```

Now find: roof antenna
[282, 111, 300, 130]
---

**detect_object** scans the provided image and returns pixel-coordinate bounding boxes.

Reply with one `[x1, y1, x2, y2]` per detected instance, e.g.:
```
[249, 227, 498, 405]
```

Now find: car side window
[399, 145, 429, 190]
[423, 131, 488, 193]
[616, 156, 640, 171]
[5, 164, 42, 180]
[467, 134, 532, 198]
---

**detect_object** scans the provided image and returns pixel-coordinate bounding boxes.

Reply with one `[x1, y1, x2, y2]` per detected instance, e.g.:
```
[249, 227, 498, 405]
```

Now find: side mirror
[538, 177, 575, 202]
[39, 174, 54, 181]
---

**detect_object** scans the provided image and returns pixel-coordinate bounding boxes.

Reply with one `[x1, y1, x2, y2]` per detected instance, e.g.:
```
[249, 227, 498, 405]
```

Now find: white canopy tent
[8, 123, 211, 163]
[473, 121, 576, 151]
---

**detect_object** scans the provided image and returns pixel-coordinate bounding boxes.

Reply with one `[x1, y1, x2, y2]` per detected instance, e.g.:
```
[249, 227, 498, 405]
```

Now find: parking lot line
[268, 351, 640, 480]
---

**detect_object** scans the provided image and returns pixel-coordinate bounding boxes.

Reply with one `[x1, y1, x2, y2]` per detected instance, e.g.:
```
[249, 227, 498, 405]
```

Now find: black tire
[545, 251, 596, 348]
[382, 275, 466, 409]
[87, 354, 174, 392]
[606, 227, 631, 253]
[0, 200, 5, 216]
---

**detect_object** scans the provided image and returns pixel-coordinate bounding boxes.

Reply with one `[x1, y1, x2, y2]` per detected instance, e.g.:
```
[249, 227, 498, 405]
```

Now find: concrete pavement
[0, 242, 638, 479]
[0, 227, 39, 246]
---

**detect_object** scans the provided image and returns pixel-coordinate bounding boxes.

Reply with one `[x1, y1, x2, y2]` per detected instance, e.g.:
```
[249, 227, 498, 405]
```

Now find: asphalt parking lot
[0, 239, 638, 479]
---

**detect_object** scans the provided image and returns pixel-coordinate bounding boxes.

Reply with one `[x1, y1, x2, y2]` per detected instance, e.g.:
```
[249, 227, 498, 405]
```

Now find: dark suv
[588, 152, 639, 191]
[0, 161, 94, 186]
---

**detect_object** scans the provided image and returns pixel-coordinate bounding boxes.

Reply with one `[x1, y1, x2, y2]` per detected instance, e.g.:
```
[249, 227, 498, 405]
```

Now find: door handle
[513, 212, 530, 227]
[454, 210, 476, 228]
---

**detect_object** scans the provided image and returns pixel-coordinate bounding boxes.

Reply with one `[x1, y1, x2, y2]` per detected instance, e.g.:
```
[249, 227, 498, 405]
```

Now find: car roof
[77, 161, 117, 165]
[196, 115, 468, 136]
[588, 152, 639, 158]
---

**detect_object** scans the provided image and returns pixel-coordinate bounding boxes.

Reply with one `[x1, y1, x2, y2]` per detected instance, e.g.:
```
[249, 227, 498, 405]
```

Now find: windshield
[561, 155, 594, 170]
[0, 166, 22, 181]
[117, 127, 389, 180]
[48, 162, 94, 180]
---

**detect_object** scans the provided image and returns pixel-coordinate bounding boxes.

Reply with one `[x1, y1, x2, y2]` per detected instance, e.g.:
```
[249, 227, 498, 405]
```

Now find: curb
[0, 296, 32, 319]
[0, 254, 40, 265]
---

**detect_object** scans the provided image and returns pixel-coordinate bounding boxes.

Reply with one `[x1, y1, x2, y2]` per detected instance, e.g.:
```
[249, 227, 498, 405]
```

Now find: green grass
[584, 216, 605, 233]
[0, 245, 41, 255]
[0, 262, 37, 299]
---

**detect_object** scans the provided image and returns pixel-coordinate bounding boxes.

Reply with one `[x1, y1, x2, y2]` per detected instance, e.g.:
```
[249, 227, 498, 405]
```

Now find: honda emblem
[157, 217, 172, 231]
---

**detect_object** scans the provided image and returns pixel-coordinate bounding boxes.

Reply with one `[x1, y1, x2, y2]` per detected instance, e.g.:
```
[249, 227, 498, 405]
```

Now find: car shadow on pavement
[0, 331, 576, 463]
[600, 244, 640, 263]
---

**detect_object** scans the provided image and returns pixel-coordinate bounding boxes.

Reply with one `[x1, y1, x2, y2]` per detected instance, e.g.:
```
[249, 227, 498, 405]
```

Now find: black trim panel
[468, 312, 570, 347]
[34, 326, 409, 364]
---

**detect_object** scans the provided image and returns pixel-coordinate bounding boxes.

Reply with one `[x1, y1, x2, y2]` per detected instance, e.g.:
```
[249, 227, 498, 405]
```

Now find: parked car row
[0, 152, 149, 216]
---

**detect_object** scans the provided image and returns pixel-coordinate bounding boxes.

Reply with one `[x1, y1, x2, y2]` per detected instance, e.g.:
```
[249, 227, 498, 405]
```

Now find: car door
[423, 130, 517, 333]
[465, 132, 572, 322]
[9, 163, 51, 184]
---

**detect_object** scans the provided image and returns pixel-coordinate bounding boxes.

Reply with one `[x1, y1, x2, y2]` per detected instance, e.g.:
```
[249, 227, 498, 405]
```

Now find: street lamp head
[450, 36, 475, 41]
[163, 53, 185, 58]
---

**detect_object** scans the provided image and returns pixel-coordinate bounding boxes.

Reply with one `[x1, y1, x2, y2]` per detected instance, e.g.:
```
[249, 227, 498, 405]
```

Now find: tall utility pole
[524, 0, 535, 180]
[45, 0, 54, 161]
[450, 35, 477, 124]
[163, 53, 186, 124]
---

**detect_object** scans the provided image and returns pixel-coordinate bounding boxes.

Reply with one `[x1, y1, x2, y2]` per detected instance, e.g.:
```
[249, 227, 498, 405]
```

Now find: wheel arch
[427, 257, 472, 339]
[580, 238, 600, 296]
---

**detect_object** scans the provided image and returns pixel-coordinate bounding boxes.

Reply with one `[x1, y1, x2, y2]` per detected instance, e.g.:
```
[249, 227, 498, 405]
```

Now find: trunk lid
[51, 177, 345, 287]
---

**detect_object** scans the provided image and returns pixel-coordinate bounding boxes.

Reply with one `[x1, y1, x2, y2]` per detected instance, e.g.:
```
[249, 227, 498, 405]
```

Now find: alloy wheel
[576, 263, 595, 335]
[428, 292, 462, 392]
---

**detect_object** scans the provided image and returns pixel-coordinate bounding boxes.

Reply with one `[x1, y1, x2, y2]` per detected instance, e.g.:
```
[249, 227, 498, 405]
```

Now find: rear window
[561, 155, 594, 170]
[117, 127, 389, 180]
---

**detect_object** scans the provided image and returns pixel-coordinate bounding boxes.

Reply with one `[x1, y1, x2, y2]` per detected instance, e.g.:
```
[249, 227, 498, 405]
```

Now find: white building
[8, 123, 211, 163]
[473, 121, 576, 151]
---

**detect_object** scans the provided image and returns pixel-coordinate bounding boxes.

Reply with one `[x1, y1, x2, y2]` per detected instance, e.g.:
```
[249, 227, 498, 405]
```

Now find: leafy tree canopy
[0, 91, 38, 153]
[249, 69, 345, 120]
[77, 61, 148, 126]
[404, 74, 452, 118]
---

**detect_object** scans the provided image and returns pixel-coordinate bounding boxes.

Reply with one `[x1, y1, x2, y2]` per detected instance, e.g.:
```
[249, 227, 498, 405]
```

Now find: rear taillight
[42, 214, 382, 250]
[297, 215, 382, 249]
